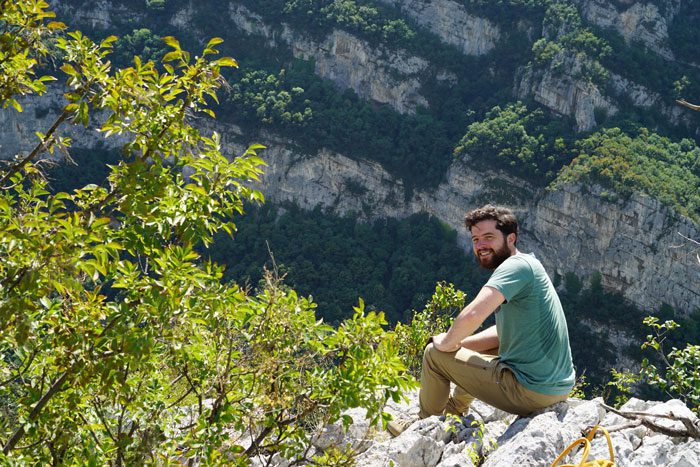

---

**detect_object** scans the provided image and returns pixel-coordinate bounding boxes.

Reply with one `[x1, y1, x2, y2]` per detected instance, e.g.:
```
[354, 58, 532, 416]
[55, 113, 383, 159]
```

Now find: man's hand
[432, 332, 461, 353]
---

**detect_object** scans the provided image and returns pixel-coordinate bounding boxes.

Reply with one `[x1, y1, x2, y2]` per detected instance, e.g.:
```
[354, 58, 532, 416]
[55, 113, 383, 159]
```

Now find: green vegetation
[532, 1, 611, 83]
[228, 69, 312, 125]
[0, 2, 416, 463]
[206, 205, 487, 324]
[112, 28, 167, 66]
[607, 316, 700, 414]
[455, 102, 572, 181]
[394, 283, 467, 378]
[669, 3, 700, 65]
[555, 128, 700, 222]
[640, 316, 700, 413]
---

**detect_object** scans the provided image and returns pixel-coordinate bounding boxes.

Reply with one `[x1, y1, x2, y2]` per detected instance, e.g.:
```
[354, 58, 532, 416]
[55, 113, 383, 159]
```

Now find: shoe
[387, 414, 420, 437]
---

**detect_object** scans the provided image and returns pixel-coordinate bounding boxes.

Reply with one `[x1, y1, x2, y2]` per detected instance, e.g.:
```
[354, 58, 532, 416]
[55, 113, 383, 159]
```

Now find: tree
[0, 1, 413, 464]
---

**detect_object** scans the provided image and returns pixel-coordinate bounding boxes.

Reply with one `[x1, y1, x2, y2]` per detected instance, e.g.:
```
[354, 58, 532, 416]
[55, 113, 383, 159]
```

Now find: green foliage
[606, 368, 641, 408]
[640, 316, 700, 414]
[145, 0, 166, 10]
[228, 69, 312, 124]
[0, 3, 415, 463]
[393, 283, 467, 377]
[113, 28, 167, 66]
[253, 0, 417, 43]
[669, 3, 700, 64]
[207, 205, 485, 324]
[531, 1, 610, 83]
[0, 0, 64, 112]
[454, 102, 571, 181]
[554, 128, 700, 222]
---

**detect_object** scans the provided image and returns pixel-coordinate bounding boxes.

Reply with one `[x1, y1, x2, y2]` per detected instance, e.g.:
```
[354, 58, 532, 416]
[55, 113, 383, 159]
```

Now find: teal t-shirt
[485, 253, 575, 396]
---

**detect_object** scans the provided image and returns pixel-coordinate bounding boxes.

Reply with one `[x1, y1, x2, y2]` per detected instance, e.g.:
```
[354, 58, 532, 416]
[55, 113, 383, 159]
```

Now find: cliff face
[377, 0, 501, 56]
[47, 0, 697, 133]
[576, 0, 677, 59]
[526, 184, 700, 315]
[228, 4, 430, 114]
[516, 53, 618, 132]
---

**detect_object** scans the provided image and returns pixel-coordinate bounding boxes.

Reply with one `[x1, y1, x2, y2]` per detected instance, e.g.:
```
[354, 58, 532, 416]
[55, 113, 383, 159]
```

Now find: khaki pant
[419, 343, 568, 418]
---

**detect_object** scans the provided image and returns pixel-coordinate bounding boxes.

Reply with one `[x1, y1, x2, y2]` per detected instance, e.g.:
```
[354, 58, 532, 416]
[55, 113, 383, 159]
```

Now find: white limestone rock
[483, 411, 580, 466]
[516, 52, 618, 132]
[578, 0, 675, 59]
[377, 0, 500, 56]
[227, 4, 429, 114]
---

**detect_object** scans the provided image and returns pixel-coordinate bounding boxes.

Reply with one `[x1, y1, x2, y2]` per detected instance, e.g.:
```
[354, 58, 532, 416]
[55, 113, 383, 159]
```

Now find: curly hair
[464, 204, 518, 239]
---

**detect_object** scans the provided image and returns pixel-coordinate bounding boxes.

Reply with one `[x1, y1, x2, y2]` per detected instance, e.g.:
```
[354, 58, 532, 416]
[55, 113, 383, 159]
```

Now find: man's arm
[460, 324, 499, 352]
[432, 286, 505, 352]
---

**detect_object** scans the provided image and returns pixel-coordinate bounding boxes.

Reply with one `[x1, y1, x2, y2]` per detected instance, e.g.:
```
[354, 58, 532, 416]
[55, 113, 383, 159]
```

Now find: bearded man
[389, 204, 575, 436]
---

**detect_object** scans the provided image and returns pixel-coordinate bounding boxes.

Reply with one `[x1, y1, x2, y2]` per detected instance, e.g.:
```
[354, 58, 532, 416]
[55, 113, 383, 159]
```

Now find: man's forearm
[432, 286, 504, 352]
[460, 325, 499, 351]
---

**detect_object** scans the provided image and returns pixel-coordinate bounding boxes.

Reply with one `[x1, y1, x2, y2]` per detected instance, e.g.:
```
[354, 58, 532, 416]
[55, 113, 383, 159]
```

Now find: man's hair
[464, 204, 518, 238]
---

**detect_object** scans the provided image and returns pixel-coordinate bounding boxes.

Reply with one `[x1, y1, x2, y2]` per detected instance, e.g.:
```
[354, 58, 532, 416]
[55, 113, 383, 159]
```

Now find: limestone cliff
[226, 4, 430, 114]
[377, 0, 501, 56]
[516, 53, 618, 132]
[576, 0, 678, 60]
[47, 0, 698, 134]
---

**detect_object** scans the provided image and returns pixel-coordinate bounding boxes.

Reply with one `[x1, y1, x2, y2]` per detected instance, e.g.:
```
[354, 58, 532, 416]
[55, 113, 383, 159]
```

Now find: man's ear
[507, 233, 517, 247]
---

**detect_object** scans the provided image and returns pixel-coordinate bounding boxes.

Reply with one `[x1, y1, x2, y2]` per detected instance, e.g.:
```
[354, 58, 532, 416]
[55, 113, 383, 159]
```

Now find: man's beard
[476, 242, 512, 270]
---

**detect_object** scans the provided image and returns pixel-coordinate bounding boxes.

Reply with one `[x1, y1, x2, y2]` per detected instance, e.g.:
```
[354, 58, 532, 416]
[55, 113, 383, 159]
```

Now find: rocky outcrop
[609, 73, 695, 127]
[377, 0, 501, 56]
[227, 4, 429, 114]
[517, 53, 617, 132]
[49, 0, 142, 31]
[577, 0, 676, 59]
[272, 391, 700, 466]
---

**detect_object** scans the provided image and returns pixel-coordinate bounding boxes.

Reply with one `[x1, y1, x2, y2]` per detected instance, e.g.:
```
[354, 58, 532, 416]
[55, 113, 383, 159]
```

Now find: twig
[676, 99, 700, 111]
[600, 402, 700, 438]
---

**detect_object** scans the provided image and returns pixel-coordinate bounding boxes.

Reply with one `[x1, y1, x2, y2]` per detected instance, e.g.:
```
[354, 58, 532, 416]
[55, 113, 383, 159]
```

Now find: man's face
[470, 220, 515, 270]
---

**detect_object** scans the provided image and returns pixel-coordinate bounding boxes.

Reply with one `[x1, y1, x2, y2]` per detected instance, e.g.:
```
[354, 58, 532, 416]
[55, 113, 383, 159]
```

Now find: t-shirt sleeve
[485, 256, 533, 302]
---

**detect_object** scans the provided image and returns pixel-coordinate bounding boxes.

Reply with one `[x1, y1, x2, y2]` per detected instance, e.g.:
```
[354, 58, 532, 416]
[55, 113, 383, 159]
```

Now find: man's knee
[423, 342, 438, 366]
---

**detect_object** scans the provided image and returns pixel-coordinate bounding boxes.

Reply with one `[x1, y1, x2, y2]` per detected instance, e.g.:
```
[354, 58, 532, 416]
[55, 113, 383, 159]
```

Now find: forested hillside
[6, 0, 700, 398]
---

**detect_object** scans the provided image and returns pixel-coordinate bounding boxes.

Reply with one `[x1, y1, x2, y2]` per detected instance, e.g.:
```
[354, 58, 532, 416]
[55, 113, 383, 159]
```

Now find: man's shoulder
[497, 253, 538, 273]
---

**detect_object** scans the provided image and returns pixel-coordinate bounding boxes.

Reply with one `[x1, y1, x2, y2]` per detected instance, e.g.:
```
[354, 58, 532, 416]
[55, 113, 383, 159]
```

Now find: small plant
[606, 368, 641, 408]
[393, 283, 466, 377]
[640, 316, 700, 414]
[570, 372, 589, 399]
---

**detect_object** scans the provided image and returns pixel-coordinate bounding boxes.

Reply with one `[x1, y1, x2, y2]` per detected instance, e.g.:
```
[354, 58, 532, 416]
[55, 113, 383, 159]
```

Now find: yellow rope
[551, 425, 615, 467]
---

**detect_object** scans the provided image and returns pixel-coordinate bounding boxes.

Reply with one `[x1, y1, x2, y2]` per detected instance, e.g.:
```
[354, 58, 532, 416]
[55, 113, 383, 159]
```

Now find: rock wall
[227, 4, 430, 114]
[577, 0, 676, 59]
[525, 184, 700, 315]
[516, 53, 618, 132]
[377, 0, 501, 56]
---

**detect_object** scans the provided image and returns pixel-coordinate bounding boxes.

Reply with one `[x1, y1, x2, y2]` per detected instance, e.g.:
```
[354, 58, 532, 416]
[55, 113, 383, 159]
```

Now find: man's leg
[419, 343, 567, 418]
[443, 347, 499, 416]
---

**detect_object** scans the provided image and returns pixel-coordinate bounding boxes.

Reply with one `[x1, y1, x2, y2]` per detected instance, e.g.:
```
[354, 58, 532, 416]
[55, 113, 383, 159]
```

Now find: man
[389, 204, 575, 436]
